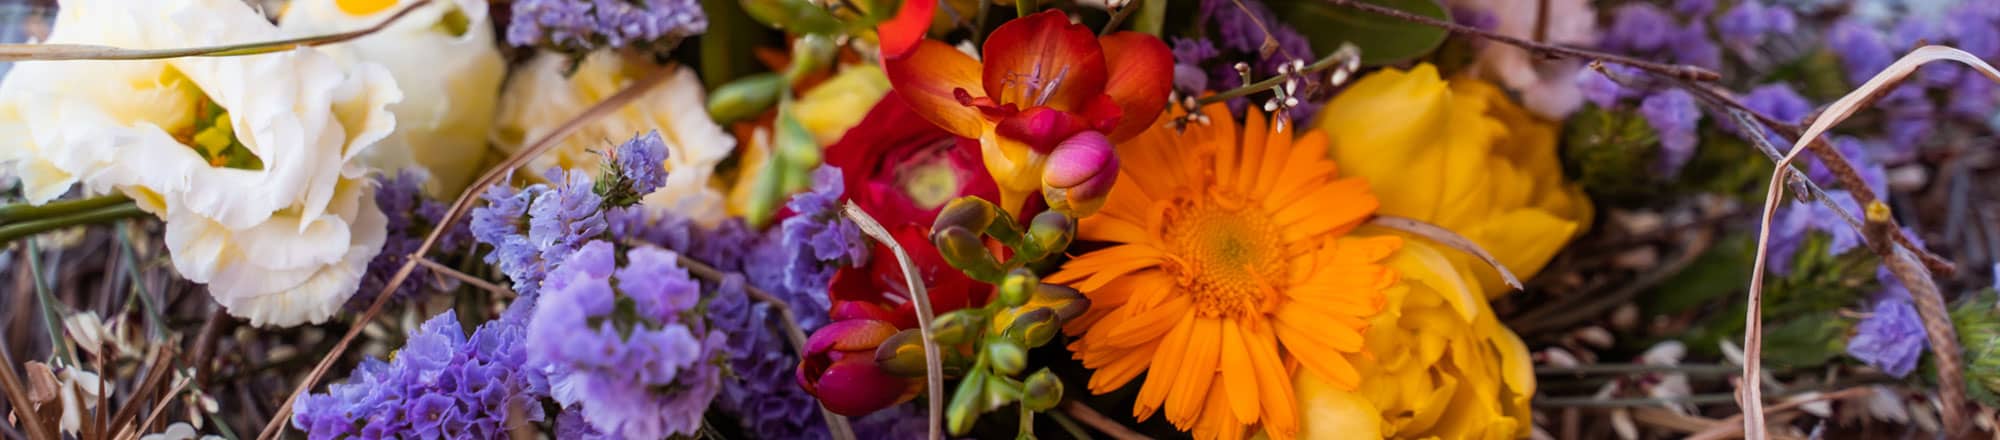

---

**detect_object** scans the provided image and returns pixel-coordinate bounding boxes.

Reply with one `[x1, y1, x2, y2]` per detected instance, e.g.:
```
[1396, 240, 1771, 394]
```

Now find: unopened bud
[1033, 284, 1090, 322]
[874, 329, 930, 377]
[934, 197, 1002, 241]
[775, 108, 820, 170]
[1021, 368, 1063, 411]
[947, 368, 988, 435]
[987, 339, 1028, 376]
[983, 375, 1024, 409]
[930, 310, 982, 345]
[934, 226, 1005, 281]
[1025, 211, 1075, 259]
[785, 34, 838, 84]
[1004, 308, 1060, 347]
[706, 73, 784, 125]
[1042, 131, 1119, 217]
[999, 268, 1039, 307]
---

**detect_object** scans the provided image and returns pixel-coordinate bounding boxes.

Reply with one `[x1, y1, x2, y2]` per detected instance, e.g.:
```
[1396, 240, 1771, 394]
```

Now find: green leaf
[1641, 236, 1753, 315]
[1761, 315, 1853, 370]
[1276, 0, 1449, 66]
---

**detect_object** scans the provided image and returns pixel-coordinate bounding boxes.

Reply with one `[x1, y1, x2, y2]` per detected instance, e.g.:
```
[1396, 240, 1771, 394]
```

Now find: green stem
[974, 0, 994, 45]
[115, 222, 165, 340]
[23, 241, 73, 365]
[1135, 0, 1165, 36]
[0, 194, 130, 223]
[0, 202, 148, 244]
[1019, 401, 1035, 438]
[1016, 0, 1034, 19]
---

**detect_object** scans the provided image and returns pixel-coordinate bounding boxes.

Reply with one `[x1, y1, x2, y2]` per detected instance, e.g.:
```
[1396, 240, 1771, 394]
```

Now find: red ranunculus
[824, 90, 1001, 226]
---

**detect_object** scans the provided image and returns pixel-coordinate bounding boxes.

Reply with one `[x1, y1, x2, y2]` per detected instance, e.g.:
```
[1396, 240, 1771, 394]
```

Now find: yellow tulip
[1315, 64, 1592, 298]
[1272, 227, 1536, 440]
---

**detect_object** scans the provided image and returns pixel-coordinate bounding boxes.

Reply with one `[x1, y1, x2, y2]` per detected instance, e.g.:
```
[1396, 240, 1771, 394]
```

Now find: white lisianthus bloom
[0, 0, 401, 327]
[494, 51, 734, 226]
[280, 0, 503, 197]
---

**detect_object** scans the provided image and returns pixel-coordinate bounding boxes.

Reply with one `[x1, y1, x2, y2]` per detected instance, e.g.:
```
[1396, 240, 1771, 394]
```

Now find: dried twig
[1688, 387, 1872, 440]
[411, 258, 515, 298]
[842, 202, 945, 440]
[0, 334, 53, 440]
[0, 0, 431, 61]
[1060, 401, 1149, 440]
[254, 65, 681, 440]
[1368, 215, 1523, 290]
[1742, 46, 1996, 438]
[1320, 0, 1718, 81]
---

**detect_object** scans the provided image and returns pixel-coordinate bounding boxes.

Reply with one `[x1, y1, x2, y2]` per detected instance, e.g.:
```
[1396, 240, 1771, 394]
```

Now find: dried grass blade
[843, 201, 944, 440]
[0, 0, 430, 61]
[1367, 215, 1523, 290]
[1744, 45, 2000, 438]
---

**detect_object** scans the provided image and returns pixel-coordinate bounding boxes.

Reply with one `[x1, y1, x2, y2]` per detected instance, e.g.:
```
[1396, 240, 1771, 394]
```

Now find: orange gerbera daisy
[1047, 103, 1401, 440]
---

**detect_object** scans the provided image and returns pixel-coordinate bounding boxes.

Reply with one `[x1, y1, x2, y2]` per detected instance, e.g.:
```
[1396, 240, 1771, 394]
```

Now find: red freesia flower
[824, 90, 1001, 225]
[884, 10, 1172, 215]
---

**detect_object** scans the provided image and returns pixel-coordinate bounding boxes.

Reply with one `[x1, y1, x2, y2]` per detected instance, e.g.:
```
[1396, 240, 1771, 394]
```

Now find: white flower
[140, 422, 223, 440]
[56, 367, 107, 435]
[280, 0, 504, 197]
[494, 51, 734, 226]
[0, 0, 401, 327]
[1449, 0, 1597, 119]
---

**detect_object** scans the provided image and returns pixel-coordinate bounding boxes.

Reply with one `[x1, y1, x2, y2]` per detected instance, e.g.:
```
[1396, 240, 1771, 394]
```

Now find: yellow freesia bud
[1266, 227, 1535, 440]
[1315, 64, 1593, 299]
[792, 65, 892, 145]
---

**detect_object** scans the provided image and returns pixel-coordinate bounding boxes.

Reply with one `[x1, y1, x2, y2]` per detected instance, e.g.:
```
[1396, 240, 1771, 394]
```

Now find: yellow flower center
[1162, 191, 1286, 319]
[336, 0, 397, 15]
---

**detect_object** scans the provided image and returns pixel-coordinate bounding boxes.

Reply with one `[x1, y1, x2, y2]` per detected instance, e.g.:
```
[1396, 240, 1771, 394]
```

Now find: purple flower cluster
[292, 311, 548, 439]
[1638, 89, 1701, 175]
[470, 169, 602, 297]
[779, 167, 868, 296]
[1174, 0, 1321, 121]
[354, 171, 466, 308]
[1827, 4, 2000, 158]
[528, 240, 727, 439]
[610, 130, 669, 201]
[1768, 190, 1865, 276]
[507, 0, 709, 53]
[1848, 295, 1928, 378]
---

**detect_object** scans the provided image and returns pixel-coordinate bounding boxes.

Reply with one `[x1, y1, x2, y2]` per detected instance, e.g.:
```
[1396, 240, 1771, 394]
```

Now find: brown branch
[412, 257, 515, 298]
[1321, 0, 1718, 81]
[107, 347, 173, 440]
[0, 334, 53, 440]
[1060, 401, 1149, 440]
[254, 64, 682, 440]
[189, 311, 227, 388]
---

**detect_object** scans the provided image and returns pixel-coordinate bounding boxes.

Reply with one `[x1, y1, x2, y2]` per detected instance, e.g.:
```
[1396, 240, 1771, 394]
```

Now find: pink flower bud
[1042, 131, 1119, 216]
[796, 319, 922, 416]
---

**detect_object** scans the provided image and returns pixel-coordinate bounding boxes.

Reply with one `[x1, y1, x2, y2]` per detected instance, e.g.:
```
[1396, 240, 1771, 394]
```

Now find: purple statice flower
[507, 0, 708, 53]
[1848, 297, 1928, 378]
[779, 167, 868, 296]
[1948, 73, 1999, 121]
[1769, 190, 1866, 275]
[1640, 89, 1702, 176]
[1949, 6, 2000, 60]
[1171, 37, 1219, 65]
[1450, 5, 1497, 32]
[1829, 19, 1895, 86]
[529, 240, 726, 439]
[473, 183, 551, 295]
[1890, 17, 1945, 52]
[292, 311, 548, 439]
[1716, 2, 1771, 44]
[1605, 3, 1674, 53]
[354, 171, 465, 309]
[601, 130, 669, 207]
[1577, 64, 1643, 109]
[1742, 84, 1813, 125]
[1668, 22, 1723, 69]
[528, 170, 607, 266]
[471, 168, 607, 297]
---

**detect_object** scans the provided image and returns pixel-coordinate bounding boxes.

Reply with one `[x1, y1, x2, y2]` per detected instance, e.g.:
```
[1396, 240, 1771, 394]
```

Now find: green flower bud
[1021, 368, 1063, 412]
[987, 339, 1028, 376]
[931, 309, 983, 345]
[1003, 307, 1060, 348]
[1953, 294, 2000, 405]
[1023, 210, 1074, 260]
[983, 375, 1024, 409]
[784, 34, 838, 84]
[935, 197, 1021, 244]
[998, 268, 1039, 307]
[874, 329, 930, 377]
[1033, 284, 1090, 323]
[775, 107, 820, 171]
[706, 73, 784, 125]
[933, 226, 1004, 282]
[947, 368, 988, 435]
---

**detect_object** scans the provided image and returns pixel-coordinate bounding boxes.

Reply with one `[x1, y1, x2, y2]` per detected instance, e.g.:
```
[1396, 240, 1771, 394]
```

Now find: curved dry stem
[0, 0, 431, 61]
[842, 201, 945, 440]
[254, 65, 681, 440]
[1368, 215, 1523, 290]
[1743, 45, 1999, 439]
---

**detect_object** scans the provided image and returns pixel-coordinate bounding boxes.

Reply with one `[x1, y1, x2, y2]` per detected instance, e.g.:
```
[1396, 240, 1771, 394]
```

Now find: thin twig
[114, 223, 163, 340]
[0, 203, 149, 245]
[842, 202, 944, 440]
[1060, 401, 1149, 440]
[1368, 215, 1523, 290]
[1099, 1, 1137, 36]
[1686, 387, 1872, 440]
[190, 312, 227, 388]
[0, 0, 431, 61]
[1509, 229, 1713, 335]
[411, 258, 515, 298]
[1195, 44, 1357, 106]
[132, 377, 193, 440]
[1535, 363, 1740, 376]
[24, 242, 72, 365]
[0, 330, 53, 440]
[1320, 0, 1716, 81]
[0, 194, 130, 223]
[254, 64, 681, 440]
[107, 347, 173, 440]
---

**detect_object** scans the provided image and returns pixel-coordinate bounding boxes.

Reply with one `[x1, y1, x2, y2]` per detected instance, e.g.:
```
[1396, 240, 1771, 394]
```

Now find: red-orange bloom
[884, 10, 1172, 215]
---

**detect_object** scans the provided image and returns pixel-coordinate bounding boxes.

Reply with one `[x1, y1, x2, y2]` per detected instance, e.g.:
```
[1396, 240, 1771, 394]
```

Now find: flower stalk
[0, 202, 147, 245]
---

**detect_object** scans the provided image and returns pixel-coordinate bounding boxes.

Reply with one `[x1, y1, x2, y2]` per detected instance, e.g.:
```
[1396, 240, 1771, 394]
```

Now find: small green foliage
[1563, 104, 1662, 206]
